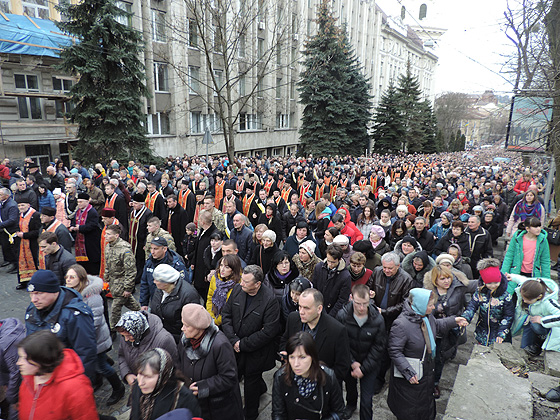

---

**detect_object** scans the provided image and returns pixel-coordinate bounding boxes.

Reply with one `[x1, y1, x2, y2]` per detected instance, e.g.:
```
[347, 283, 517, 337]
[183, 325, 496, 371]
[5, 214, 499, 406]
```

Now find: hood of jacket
[402, 252, 435, 279]
[82, 275, 104, 298]
[0, 318, 25, 352]
[24, 348, 85, 385]
[321, 257, 346, 273]
[339, 300, 381, 323]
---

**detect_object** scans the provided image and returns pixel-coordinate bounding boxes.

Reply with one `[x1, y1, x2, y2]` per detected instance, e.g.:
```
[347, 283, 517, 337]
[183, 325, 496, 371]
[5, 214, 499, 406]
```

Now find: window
[189, 20, 198, 47]
[188, 66, 199, 94]
[276, 78, 282, 99]
[213, 69, 223, 96]
[115, 1, 133, 27]
[14, 74, 42, 120]
[276, 43, 282, 65]
[52, 76, 74, 118]
[257, 78, 264, 98]
[419, 4, 427, 20]
[291, 47, 297, 65]
[239, 113, 262, 131]
[25, 145, 51, 172]
[212, 25, 219, 51]
[148, 112, 170, 135]
[239, 74, 246, 97]
[289, 80, 295, 99]
[190, 111, 201, 134]
[153, 62, 169, 92]
[238, 34, 246, 58]
[257, 38, 264, 58]
[276, 113, 290, 128]
[151, 10, 166, 42]
[0, 0, 10, 14]
[22, 0, 49, 19]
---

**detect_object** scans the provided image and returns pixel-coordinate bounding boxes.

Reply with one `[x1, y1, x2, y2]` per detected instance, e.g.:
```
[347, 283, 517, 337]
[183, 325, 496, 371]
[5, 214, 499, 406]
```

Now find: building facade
[0, 0, 441, 163]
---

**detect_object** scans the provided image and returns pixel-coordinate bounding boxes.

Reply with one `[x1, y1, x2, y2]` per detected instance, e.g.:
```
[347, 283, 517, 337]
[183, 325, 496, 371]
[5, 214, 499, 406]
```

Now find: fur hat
[181, 303, 212, 330]
[262, 230, 276, 243]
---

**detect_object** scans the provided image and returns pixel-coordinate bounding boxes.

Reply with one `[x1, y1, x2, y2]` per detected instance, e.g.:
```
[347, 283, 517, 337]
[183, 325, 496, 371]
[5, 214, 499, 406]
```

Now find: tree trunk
[547, 0, 560, 207]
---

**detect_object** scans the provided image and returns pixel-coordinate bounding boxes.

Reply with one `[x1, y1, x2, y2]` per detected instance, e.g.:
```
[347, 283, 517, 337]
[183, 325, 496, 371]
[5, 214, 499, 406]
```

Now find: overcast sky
[376, 0, 517, 95]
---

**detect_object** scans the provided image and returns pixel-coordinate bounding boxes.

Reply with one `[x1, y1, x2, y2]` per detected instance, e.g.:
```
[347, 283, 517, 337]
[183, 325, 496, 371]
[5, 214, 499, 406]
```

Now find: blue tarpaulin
[0, 13, 74, 58]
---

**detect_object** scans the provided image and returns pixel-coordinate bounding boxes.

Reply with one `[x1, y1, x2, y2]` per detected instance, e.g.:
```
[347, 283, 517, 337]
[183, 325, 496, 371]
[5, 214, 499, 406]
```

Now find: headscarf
[139, 348, 175, 420]
[412, 250, 430, 273]
[409, 288, 436, 359]
[448, 243, 464, 269]
[116, 311, 149, 346]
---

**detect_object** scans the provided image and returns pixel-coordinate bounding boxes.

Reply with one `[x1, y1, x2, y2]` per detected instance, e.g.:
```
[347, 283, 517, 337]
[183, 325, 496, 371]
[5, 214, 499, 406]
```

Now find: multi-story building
[0, 0, 441, 164]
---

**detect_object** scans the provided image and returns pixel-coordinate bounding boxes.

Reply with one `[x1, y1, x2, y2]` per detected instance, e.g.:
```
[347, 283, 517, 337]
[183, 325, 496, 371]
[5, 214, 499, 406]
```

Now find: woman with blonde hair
[206, 255, 242, 326]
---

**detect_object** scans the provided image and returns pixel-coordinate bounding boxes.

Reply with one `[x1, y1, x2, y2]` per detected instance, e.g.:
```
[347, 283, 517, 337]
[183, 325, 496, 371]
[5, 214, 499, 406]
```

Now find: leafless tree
[434, 92, 471, 149]
[162, 0, 299, 162]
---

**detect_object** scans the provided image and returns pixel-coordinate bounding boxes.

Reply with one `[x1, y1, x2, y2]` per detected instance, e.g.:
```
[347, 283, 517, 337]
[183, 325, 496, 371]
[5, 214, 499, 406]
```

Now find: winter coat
[271, 365, 345, 420]
[368, 266, 414, 330]
[464, 226, 493, 274]
[280, 277, 312, 322]
[501, 229, 550, 278]
[150, 279, 202, 343]
[193, 223, 218, 293]
[434, 230, 471, 258]
[280, 311, 351, 382]
[81, 275, 112, 354]
[145, 228, 176, 260]
[372, 239, 390, 256]
[401, 251, 436, 288]
[264, 264, 300, 303]
[140, 249, 187, 306]
[387, 302, 457, 420]
[230, 225, 254, 262]
[14, 187, 38, 210]
[18, 348, 97, 420]
[336, 302, 386, 375]
[129, 379, 201, 420]
[221, 283, 281, 375]
[250, 243, 279, 275]
[105, 237, 137, 297]
[0, 197, 18, 233]
[118, 312, 178, 380]
[178, 324, 244, 420]
[38, 189, 56, 212]
[313, 259, 352, 316]
[481, 217, 500, 245]
[509, 275, 560, 351]
[411, 228, 436, 255]
[71, 206, 101, 263]
[203, 245, 222, 272]
[258, 212, 284, 245]
[206, 272, 239, 326]
[292, 253, 321, 283]
[0, 318, 24, 414]
[182, 233, 197, 267]
[349, 267, 373, 287]
[25, 287, 97, 380]
[393, 238, 422, 262]
[429, 221, 450, 244]
[44, 246, 76, 284]
[462, 271, 514, 346]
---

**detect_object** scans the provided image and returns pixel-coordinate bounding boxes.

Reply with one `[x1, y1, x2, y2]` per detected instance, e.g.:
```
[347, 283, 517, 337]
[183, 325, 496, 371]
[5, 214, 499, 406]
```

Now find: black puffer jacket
[149, 279, 202, 343]
[313, 260, 352, 316]
[336, 302, 386, 375]
[271, 365, 344, 420]
[434, 229, 471, 258]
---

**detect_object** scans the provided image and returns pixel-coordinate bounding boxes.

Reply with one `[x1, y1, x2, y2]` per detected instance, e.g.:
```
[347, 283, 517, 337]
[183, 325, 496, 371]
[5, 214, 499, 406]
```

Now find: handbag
[545, 228, 560, 246]
[394, 345, 426, 380]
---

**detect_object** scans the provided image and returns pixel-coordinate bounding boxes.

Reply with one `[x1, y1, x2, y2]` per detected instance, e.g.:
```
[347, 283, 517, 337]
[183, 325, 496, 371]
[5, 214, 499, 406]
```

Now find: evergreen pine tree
[419, 100, 438, 153]
[371, 83, 405, 154]
[298, 0, 372, 156]
[396, 63, 425, 153]
[434, 129, 444, 153]
[56, 0, 153, 164]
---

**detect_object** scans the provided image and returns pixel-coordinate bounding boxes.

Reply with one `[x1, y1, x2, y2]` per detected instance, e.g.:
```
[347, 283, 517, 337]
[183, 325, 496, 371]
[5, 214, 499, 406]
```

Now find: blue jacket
[25, 287, 97, 380]
[0, 197, 18, 233]
[140, 249, 187, 306]
[38, 190, 56, 212]
[0, 318, 25, 409]
[229, 225, 254, 263]
[429, 221, 450, 244]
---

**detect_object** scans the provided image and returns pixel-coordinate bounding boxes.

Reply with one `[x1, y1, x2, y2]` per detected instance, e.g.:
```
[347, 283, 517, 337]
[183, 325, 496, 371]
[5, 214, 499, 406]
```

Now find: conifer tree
[298, 0, 372, 156]
[419, 100, 438, 153]
[396, 64, 425, 153]
[371, 83, 405, 154]
[56, 0, 153, 164]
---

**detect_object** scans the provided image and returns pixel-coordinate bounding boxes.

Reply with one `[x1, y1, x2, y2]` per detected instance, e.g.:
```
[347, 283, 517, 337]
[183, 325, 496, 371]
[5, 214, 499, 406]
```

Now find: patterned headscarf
[116, 311, 149, 345]
[139, 348, 175, 420]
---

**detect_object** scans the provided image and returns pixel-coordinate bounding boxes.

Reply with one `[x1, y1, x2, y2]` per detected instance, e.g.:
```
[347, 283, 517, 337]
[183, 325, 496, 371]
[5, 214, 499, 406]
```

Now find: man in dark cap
[129, 193, 153, 284]
[69, 192, 101, 275]
[14, 196, 41, 289]
[24, 269, 97, 381]
[38, 207, 72, 254]
[139, 236, 187, 308]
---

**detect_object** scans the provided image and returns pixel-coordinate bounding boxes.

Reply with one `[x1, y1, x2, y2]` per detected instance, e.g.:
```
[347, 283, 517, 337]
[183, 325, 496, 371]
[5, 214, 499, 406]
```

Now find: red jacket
[19, 348, 98, 420]
[513, 178, 533, 194]
[0, 165, 9, 180]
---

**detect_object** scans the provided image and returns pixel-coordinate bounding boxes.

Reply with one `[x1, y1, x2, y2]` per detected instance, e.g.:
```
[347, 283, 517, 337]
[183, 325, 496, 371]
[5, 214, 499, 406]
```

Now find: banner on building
[507, 96, 552, 152]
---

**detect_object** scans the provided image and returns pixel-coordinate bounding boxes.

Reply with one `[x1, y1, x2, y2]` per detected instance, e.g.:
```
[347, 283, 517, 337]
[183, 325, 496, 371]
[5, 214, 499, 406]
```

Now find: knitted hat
[262, 230, 276, 243]
[473, 205, 484, 213]
[77, 192, 90, 200]
[52, 188, 62, 196]
[132, 193, 145, 202]
[401, 236, 418, 248]
[151, 236, 168, 247]
[370, 225, 385, 239]
[181, 303, 212, 330]
[186, 223, 196, 232]
[436, 253, 455, 267]
[101, 207, 116, 217]
[41, 207, 56, 217]
[440, 212, 453, 224]
[153, 264, 180, 284]
[333, 235, 349, 246]
[299, 240, 316, 257]
[478, 258, 502, 284]
[28, 270, 60, 293]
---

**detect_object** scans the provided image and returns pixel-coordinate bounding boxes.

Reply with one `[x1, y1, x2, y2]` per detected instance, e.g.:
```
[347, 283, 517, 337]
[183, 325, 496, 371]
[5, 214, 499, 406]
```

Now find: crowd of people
[0, 148, 559, 420]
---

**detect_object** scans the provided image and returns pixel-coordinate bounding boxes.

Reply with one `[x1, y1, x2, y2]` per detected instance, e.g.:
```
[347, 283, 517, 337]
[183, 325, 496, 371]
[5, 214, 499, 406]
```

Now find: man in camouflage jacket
[144, 216, 176, 260]
[104, 224, 140, 329]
